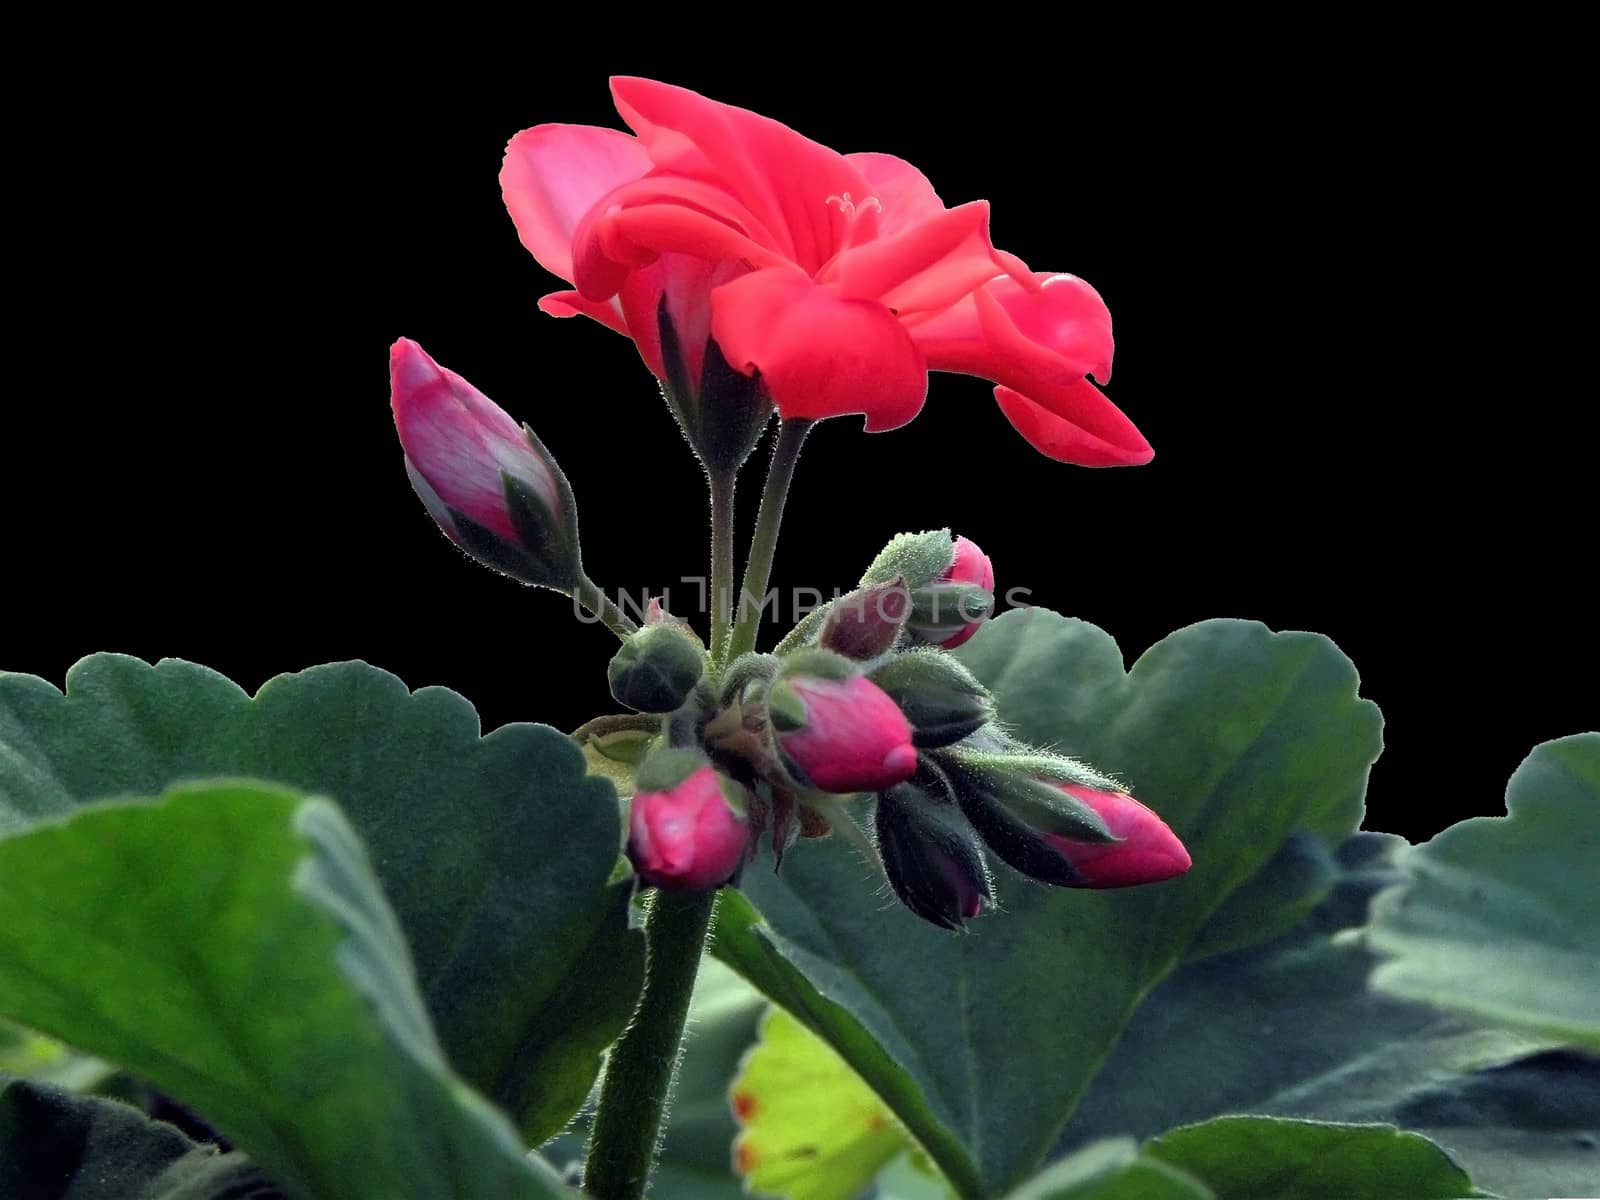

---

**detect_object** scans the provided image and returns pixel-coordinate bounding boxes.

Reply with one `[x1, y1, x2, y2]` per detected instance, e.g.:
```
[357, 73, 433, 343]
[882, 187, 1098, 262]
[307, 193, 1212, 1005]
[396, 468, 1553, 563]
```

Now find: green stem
[708, 469, 736, 668]
[727, 419, 812, 659]
[575, 574, 637, 643]
[583, 889, 719, 1200]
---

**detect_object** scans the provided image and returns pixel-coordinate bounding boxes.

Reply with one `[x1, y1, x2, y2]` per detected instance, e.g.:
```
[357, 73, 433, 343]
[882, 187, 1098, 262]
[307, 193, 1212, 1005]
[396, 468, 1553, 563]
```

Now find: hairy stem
[575, 573, 638, 642]
[583, 889, 719, 1200]
[727, 419, 812, 659]
[708, 469, 736, 668]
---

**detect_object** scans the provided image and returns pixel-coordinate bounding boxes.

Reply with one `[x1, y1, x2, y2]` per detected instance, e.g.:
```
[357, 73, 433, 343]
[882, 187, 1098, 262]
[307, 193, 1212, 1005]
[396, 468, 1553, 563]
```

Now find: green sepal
[860, 529, 956, 589]
[502, 470, 582, 591]
[634, 747, 713, 794]
[778, 647, 857, 683]
[657, 296, 774, 474]
[906, 582, 994, 641]
[871, 651, 992, 749]
[608, 624, 707, 714]
[447, 508, 554, 588]
[719, 653, 783, 706]
[765, 680, 809, 733]
[955, 746, 1125, 794]
[586, 727, 657, 767]
[941, 751, 1116, 842]
[715, 774, 751, 820]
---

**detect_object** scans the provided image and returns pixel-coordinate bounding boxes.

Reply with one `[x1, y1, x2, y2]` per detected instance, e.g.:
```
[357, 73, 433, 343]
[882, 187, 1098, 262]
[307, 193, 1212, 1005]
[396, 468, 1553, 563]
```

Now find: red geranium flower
[501, 78, 1151, 467]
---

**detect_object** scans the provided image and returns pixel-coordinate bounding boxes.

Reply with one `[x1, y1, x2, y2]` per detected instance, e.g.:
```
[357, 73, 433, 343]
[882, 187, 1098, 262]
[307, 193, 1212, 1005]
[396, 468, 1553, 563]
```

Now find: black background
[8, 44, 1592, 843]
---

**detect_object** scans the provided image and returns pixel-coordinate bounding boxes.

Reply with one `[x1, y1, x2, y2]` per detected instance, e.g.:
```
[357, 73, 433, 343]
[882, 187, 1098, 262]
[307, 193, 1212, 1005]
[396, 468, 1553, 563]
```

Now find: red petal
[537, 289, 630, 335]
[976, 274, 1114, 386]
[617, 254, 748, 383]
[994, 383, 1152, 468]
[500, 125, 651, 283]
[825, 201, 1014, 317]
[570, 175, 787, 301]
[611, 76, 874, 275]
[710, 269, 927, 431]
[915, 273, 1113, 384]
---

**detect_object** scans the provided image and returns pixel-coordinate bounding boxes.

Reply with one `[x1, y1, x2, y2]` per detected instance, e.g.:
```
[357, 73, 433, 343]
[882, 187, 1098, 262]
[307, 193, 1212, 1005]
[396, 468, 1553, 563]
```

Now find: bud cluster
[606, 529, 1191, 925]
[386, 341, 1186, 924]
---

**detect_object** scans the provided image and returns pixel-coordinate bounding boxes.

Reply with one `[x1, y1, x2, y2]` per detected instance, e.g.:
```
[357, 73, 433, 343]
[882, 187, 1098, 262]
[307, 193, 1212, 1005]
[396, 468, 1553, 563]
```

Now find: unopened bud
[628, 750, 750, 891]
[930, 536, 995, 648]
[607, 623, 707, 713]
[768, 650, 918, 794]
[875, 783, 993, 929]
[391, 338, 582, 591]
[869, 651, 993, 748]
[1043, 786, 1192, 888]
[938, 752, 1114, 886]
[819, 576, 910, 660]
[905, 582, 995, 646]
[939, 752, 1190, 889]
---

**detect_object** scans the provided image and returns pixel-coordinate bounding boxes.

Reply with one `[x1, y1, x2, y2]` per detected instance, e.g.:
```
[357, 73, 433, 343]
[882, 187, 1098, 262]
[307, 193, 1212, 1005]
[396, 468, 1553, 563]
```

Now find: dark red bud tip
[1046, 785, 1191, 888]
[628, 766, 749, 891]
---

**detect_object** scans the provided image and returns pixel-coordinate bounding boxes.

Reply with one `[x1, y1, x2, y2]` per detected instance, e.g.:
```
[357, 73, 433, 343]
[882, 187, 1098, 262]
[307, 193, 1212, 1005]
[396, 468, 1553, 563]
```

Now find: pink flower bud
[772, 674, 919, 794]
[1044, 785, 1192, 887]
[936, 536, 996, 648]
[391, 338, 559, 537]
[628, 764, 749, 891]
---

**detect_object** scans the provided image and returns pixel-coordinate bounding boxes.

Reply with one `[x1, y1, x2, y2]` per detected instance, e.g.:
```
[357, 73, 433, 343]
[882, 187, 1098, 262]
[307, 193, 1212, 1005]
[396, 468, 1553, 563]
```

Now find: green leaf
[1144, 1117, 1476, 1199]
[731, 1009, 906, 1200]
[0, 655, 644, 1141]
[0, 783, 577, 1200]
[1369, 732, 1600, 1050]
[1059, 832, 1600, 1199]
[0, 1075, 279, 1200]
[1000, 1140, 1210, 1200]
[715, 615, 1381, 1195]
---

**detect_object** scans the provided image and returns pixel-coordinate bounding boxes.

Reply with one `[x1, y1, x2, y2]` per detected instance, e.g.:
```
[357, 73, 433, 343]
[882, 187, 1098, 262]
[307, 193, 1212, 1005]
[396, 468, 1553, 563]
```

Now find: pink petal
[537, 289, 630, 335]
[976, 275, 1115, 386]
[824, 201, 1015, 317]
[995, 383, 1153, 468]
[570, 174, 788, 301]
[844, 152, 946, 235]
[617, 253, 747, 382]
[710, 268, 927, 432]
[500, 124, 652, 283]
[914, 273, 1114, 385]
[611, 76, 876, 275]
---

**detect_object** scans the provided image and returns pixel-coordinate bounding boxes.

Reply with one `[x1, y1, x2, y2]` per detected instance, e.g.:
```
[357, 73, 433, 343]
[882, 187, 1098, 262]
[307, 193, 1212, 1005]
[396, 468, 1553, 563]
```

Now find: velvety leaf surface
[0, 654, 643, 1141]
[1144, 1117, 1476, 1199]
[1369, 732, 1600, 1050]
[0, 1075, 278, 1200]
[0, 783, 576, 1200]
[1060, 832, 1600, 1198]
[715, 615, 1381, 1195]
[731, 1009, 905, 1200]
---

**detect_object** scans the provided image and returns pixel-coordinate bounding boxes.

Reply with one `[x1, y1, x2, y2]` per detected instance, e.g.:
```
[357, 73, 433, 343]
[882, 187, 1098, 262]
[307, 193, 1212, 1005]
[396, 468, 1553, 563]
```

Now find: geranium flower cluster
[388, 77, 1188, 929]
